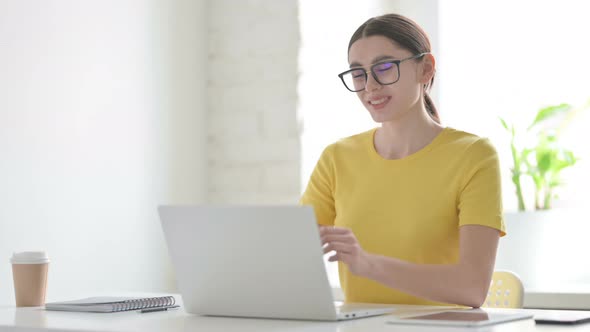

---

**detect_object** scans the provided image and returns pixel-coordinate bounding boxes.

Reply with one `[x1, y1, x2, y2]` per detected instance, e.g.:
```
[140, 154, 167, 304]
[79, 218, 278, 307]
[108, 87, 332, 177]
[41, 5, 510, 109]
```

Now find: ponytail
[424, 92, 440, 124]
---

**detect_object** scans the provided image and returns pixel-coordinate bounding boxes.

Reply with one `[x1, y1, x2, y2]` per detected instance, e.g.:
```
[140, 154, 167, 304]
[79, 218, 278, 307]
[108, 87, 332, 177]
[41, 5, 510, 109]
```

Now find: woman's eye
[351, 70, 365, 79]
[375, 63, 393, 73]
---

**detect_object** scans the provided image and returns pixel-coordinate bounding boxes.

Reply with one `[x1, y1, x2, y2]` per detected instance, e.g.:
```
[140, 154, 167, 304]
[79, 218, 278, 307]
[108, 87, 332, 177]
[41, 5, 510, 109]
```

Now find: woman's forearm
[362, 253, 490, 308]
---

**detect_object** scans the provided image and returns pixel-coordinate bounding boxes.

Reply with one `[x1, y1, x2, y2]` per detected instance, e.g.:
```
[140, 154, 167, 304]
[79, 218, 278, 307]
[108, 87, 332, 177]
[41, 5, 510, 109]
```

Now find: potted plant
[496, 101, 588, 288]
[499, 102, 583, 211]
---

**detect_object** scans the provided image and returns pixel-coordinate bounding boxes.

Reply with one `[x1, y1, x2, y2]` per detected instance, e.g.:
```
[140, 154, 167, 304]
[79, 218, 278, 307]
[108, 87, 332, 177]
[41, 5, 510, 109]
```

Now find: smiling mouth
[368, 97, 390, 105]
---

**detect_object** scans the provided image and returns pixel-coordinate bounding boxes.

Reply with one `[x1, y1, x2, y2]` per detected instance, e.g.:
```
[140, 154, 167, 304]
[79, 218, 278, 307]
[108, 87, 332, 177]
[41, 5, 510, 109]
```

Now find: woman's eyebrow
[349, 55, 398, 68]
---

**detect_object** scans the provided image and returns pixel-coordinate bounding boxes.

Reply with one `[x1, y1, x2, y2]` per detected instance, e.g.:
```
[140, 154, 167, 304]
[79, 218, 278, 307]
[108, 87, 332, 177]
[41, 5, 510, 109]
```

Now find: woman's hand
[319, 225, 373, 276]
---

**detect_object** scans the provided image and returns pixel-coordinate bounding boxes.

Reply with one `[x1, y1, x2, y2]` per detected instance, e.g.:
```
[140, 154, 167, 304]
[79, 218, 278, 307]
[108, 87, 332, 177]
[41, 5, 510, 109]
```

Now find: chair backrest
[484, 270, 524, 308]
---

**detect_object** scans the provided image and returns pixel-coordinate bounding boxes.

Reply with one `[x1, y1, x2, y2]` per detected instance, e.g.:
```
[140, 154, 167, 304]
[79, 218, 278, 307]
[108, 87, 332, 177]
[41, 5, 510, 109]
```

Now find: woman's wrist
[359, 252, 380, 280]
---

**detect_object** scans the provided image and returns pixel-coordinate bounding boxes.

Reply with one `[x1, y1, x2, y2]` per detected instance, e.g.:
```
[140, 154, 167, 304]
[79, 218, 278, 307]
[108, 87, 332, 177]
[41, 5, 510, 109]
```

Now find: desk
[1, 304, 589, 332]
[331, 287, 590, 311]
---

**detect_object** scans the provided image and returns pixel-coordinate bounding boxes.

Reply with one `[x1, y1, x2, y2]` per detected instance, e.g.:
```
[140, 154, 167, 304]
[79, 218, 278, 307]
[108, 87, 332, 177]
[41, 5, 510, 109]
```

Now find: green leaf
[563, 150, 578, 164]
[521, 148, 534, 170]
[528, 170, 543, 189]
[548, 149, 576, 171]
[528, 103, 572, 131]
[499, 117, 509, 131]
[522, 148, 533, 158]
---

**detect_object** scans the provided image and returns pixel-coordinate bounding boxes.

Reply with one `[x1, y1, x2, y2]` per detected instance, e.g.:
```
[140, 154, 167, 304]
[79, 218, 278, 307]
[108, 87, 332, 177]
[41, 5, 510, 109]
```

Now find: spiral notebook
[45, 296, 176, 313]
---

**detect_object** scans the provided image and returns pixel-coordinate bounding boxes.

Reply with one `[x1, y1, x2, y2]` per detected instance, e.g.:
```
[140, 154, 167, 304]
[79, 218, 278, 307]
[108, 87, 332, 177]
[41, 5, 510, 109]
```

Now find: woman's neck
[374, 108, 443, 160]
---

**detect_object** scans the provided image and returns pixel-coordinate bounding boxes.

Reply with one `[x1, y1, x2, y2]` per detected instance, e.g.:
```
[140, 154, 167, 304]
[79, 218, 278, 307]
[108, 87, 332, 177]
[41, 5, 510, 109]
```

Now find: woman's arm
[321, 224, 500, 308]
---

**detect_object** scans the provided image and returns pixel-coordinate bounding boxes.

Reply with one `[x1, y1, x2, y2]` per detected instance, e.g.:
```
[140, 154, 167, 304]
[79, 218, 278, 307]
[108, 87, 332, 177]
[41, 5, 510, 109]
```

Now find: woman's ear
[420, 53, 436, 85]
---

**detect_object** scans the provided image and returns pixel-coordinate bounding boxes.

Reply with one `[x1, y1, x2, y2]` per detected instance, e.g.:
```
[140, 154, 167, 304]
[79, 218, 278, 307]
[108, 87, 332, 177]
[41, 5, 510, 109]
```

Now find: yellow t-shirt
[300, 127, 505, 305]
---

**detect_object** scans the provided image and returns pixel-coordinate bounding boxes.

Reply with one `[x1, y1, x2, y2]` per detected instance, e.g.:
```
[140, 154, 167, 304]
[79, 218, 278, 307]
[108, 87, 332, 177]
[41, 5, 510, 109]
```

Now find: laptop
[158, 205, 399, 321]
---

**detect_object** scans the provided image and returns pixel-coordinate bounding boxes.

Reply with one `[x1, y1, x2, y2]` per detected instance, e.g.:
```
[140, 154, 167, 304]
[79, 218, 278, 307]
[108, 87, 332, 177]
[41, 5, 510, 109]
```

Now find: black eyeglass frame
[337, 52, 429, 92]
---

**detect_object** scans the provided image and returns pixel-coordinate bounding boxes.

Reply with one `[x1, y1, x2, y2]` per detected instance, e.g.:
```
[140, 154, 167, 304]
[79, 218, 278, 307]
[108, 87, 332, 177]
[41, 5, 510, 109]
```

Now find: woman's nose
[365, 73, 382, 91]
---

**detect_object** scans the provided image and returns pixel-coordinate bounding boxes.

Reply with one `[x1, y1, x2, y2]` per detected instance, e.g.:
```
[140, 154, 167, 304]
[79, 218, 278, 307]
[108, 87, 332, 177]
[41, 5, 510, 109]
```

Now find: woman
[300, 14, 504, 308]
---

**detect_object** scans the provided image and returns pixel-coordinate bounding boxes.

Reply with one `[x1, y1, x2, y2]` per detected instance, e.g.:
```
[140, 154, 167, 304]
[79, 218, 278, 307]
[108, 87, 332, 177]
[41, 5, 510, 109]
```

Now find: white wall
[0, 0, 206, 304]
[207, 0, 301, 204]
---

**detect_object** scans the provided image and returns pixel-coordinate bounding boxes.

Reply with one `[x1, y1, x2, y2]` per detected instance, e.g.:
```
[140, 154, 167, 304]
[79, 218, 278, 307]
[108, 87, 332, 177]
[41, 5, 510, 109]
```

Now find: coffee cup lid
[10, 251, 50, 264]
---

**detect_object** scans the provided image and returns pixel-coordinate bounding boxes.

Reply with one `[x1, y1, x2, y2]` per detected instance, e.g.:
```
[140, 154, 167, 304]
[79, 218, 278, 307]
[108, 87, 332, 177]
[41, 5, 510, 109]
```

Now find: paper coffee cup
[11, 251, 50, 307]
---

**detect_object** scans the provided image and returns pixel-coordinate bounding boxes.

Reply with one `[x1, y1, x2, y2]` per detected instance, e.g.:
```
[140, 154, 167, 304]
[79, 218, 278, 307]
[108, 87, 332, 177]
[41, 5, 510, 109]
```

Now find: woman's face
[347, 35, 425, 123]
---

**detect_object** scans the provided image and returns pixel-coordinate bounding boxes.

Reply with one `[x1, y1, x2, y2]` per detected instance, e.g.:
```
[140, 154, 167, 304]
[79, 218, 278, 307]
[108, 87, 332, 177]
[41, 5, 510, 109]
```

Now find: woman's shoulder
[443, 127, 498, 160]
[441, 127, 498, 155]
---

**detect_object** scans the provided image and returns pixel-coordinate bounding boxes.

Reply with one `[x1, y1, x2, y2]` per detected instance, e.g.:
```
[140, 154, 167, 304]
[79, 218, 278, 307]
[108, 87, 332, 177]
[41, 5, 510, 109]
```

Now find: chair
[484, 270, 524, 308]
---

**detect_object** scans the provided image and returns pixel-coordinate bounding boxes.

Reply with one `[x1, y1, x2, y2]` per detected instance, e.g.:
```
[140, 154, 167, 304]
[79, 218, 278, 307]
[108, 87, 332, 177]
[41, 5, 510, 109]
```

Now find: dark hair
[348, 14, 439, 123]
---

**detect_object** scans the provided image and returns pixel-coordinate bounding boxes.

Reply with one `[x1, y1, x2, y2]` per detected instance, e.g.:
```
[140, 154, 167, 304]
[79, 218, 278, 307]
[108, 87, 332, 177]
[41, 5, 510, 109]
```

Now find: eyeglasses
[337, 53, 429, 92]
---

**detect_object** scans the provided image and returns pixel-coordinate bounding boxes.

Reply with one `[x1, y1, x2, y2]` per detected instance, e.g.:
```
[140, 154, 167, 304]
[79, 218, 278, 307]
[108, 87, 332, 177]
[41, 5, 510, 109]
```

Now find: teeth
[370, 97, 387, 105]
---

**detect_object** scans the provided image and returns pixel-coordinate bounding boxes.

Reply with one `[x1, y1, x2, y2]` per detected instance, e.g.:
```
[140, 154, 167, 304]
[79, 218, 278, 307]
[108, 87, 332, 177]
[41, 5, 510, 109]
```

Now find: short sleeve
[299, 145, 336, 226]
[458, 138, 506, 236]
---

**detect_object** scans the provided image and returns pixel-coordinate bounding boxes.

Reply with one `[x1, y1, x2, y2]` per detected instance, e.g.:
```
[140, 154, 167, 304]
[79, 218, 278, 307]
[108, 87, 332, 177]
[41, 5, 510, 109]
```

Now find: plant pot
[495, 209, 590, 290]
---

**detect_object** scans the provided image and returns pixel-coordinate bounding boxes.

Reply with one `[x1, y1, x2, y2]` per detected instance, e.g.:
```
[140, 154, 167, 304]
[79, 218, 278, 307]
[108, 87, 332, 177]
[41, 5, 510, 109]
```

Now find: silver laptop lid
[159, 205, 338, 320]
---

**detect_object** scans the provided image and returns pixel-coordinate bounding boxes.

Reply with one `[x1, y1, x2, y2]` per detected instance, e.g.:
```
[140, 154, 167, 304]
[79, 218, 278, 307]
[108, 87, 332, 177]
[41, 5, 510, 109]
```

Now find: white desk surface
[1, 299, 589, 332]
